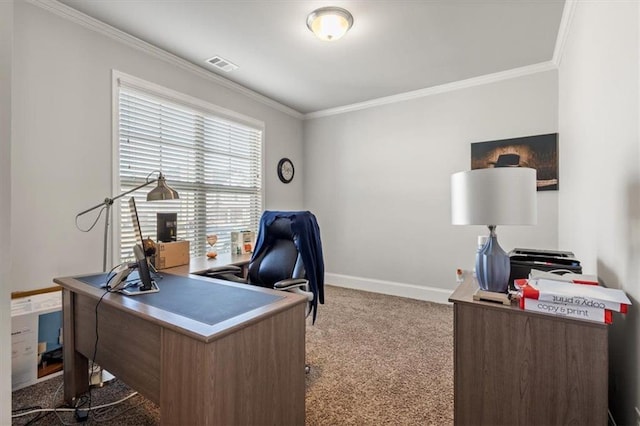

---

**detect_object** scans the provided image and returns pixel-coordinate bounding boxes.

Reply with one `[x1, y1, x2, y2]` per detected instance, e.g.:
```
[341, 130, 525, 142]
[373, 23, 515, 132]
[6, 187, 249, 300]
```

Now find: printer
[508, 248, 582, 285]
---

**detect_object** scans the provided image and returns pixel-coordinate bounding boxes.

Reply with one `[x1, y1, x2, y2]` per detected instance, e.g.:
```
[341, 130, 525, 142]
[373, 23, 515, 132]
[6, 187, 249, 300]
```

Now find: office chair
[202, 211, 325, 324]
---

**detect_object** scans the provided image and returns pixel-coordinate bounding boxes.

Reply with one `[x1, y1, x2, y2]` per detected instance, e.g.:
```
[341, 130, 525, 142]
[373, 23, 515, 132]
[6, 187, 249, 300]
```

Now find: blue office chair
[202, 211, 325, 324]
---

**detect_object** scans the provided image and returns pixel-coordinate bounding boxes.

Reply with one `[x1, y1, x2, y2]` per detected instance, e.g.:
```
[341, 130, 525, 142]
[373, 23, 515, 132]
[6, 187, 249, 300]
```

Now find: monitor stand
[120, 281, 159, 296]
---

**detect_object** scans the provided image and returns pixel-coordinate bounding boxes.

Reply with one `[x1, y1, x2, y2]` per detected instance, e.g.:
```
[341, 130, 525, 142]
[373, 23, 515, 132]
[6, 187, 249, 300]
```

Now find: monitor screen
[128, 197, 144, 248]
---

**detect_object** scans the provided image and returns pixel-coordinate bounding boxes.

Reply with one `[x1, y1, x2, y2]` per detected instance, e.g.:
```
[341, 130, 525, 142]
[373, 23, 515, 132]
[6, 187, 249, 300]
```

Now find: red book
[520, 278, 629, 313]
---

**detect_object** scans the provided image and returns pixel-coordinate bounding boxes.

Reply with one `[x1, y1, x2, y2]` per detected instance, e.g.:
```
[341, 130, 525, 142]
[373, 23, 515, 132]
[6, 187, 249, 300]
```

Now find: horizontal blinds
[118, 88, 262, 262]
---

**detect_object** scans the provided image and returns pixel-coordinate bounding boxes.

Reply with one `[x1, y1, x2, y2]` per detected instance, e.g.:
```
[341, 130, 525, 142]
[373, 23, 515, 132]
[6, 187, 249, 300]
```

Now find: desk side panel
[74, 294, 162, 403]
[160, 303, 306, 425]
[454, 303, 608, 426]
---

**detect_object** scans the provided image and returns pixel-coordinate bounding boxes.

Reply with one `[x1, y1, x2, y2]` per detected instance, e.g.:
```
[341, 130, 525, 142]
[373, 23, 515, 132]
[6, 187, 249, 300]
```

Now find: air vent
[205, 55, 239, 72]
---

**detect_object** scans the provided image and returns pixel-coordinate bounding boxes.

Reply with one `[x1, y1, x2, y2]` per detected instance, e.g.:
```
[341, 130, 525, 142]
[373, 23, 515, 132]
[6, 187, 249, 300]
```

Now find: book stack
[515, 270, 631, 324]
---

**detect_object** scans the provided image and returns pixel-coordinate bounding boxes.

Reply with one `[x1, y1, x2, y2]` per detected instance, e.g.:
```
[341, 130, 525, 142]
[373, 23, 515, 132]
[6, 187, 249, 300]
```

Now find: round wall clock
[277, 158, 295, 183]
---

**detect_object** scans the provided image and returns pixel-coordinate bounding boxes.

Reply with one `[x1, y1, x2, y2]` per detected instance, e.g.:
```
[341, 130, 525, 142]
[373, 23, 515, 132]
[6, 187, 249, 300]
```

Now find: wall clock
[277, 158, 295, 183]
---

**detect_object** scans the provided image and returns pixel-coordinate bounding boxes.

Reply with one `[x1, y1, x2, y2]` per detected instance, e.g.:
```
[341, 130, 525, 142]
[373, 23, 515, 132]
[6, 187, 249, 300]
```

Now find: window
[115, 74, 263, 262]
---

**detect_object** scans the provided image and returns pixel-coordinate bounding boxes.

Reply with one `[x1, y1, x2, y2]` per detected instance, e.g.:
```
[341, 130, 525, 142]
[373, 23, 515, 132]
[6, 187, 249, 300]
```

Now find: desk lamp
[76, 171, 179, 271]
[451, 167, 537, 293]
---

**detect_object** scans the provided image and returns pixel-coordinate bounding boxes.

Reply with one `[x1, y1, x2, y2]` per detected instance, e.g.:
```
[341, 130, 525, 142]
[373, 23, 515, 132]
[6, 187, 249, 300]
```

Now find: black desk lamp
[76, 171, 179, 271]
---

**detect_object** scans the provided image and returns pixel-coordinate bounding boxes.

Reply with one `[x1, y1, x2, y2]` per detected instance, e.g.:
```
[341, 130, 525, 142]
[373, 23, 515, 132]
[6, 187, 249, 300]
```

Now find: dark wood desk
[449, 276, 608, 426]
[55, 255, 306, 425]
[164, 252, 252, 277]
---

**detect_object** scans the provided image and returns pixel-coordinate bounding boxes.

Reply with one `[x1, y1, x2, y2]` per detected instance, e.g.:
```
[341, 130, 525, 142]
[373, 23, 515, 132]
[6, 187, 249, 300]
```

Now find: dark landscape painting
[471, 133, 559, 191]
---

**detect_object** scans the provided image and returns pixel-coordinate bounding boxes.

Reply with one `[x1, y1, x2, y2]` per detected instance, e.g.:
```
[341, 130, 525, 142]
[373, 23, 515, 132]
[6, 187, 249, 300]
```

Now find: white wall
[6, 1, 305, 411]
[1, 1, 13, 422]
[304, 71, 559, 300]
[558, 1, 639, 423]
[10, 1, 304, 293]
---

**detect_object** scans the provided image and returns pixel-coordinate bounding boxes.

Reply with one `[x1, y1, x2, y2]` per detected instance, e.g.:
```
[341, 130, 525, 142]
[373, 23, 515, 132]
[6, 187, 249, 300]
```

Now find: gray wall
[5, 2, 303, 414]
[304, 70, 559, 300]
[10, 1, 304, 293]
[1, 1, 13, 422]
[558, 1, 639, 423]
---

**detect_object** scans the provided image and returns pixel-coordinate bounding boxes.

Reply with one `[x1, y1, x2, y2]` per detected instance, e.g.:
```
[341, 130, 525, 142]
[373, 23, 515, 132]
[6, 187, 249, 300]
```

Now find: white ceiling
[56, 0, 566, 115]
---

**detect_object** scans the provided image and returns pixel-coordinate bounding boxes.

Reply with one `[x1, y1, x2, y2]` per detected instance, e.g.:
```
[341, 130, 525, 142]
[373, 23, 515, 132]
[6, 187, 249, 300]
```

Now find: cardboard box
[12, 289, 63, 390]
[231, 231, 255, 255]
[154, 240, 190, 269]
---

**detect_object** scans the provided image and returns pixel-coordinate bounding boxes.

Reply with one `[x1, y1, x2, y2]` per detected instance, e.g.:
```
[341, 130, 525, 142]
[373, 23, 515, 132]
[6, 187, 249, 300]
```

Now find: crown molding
[28, 0, 565, 122]
[26, 0, 304, 120]
[552, 0, 577, 66]
[304, 61, 557, 120]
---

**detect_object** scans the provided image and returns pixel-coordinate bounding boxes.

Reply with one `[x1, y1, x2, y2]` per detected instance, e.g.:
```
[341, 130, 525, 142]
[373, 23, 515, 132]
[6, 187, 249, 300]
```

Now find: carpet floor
[12, 285, 454, 425]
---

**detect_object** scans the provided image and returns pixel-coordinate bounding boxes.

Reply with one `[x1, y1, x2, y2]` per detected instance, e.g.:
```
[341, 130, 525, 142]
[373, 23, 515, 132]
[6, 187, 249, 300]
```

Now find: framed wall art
[471, 133, 559, 191]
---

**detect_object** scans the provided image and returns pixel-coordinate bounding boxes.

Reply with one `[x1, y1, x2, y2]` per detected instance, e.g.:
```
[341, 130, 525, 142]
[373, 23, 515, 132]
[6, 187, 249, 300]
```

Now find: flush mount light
[306, 6, 354, 41]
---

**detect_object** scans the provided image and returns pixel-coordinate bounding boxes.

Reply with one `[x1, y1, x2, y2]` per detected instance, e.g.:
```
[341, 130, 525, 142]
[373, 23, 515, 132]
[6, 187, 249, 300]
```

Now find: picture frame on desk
[472, 288, 511, 305]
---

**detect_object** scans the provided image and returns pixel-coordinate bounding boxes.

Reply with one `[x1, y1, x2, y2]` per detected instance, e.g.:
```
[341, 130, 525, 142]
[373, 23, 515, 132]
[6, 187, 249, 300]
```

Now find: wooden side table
[449, 276, 608, 425]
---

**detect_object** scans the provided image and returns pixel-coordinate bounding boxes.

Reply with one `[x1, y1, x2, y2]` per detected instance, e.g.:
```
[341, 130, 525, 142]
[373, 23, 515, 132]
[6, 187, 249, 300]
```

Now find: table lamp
[451, 167, 537, 293]
[76, 171, 179, 272]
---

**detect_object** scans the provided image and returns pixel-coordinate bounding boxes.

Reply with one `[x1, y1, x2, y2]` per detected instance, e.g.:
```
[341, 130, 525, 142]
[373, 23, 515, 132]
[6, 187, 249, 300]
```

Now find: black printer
[508, 248, 582, 285]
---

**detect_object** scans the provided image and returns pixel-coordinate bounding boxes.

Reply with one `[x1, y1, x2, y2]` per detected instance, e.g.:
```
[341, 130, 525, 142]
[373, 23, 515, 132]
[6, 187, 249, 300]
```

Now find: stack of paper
[516, 273, 631, 324]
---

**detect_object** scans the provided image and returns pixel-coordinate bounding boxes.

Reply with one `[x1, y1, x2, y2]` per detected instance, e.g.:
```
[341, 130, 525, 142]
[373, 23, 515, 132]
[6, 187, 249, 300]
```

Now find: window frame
[111, 70, 265, 265]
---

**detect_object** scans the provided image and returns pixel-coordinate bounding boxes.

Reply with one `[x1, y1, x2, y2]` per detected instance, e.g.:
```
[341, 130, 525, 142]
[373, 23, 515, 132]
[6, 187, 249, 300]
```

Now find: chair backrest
[247, 217, 306, 288]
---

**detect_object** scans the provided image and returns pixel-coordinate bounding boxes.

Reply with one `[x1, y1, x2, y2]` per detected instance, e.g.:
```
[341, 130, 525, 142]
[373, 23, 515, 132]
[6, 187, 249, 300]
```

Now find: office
[1, 0, 638, 424]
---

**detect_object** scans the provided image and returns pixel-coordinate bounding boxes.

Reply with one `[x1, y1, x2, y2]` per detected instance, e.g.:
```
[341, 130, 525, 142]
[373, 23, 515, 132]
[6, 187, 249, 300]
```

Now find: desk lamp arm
[76, 172, 165, 272]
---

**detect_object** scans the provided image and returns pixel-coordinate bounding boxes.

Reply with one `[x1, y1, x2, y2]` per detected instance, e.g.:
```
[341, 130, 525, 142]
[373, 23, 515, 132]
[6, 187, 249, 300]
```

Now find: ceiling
[56, 0, 566, 115]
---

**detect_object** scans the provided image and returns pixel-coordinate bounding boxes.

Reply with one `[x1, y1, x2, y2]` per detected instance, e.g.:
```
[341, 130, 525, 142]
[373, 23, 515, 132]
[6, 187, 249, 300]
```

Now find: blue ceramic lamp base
[475, 225, 510, 293]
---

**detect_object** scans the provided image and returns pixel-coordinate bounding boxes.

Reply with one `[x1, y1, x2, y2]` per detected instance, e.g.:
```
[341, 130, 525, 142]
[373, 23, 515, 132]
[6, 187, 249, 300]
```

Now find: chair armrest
[198, 265, 244, 282]
[274, 279, 314, 302]
[274, 278, 308, 290]
[203, 265, 242, 275]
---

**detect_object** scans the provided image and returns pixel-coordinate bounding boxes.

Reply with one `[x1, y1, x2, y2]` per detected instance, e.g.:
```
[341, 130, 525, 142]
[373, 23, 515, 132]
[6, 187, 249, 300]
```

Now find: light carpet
[12, 284, 454, 425]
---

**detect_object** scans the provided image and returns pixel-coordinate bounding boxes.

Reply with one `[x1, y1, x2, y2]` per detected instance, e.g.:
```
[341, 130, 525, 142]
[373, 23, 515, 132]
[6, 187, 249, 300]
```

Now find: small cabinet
[449, 277, 608, 425]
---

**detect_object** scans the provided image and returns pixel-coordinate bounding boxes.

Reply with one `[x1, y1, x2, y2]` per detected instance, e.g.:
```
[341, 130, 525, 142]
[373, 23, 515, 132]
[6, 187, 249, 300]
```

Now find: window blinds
[117, 87, 263, 262]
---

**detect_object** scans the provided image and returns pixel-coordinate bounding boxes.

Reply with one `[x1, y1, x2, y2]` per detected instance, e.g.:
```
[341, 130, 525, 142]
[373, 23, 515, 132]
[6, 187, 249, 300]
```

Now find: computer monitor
[128, 197, 144, 248]
[157, 212, 177, 242]
[133, 244, 154, 291]
[125, 198, 159, 294]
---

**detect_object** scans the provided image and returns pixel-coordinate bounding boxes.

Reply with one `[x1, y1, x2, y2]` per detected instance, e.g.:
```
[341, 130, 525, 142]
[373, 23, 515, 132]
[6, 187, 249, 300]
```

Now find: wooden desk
[55, 254, 306, 425]
[449, 276, 608, 426]
[163, 252, 252, 277]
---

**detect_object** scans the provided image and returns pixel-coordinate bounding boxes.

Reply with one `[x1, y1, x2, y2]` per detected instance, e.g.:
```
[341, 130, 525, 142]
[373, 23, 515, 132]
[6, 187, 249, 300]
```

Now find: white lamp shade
[451, 167, 537, 226]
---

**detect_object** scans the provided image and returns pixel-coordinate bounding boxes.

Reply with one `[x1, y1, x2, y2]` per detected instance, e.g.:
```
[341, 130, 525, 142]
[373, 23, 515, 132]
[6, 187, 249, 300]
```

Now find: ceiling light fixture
[306, 6, 354, 41]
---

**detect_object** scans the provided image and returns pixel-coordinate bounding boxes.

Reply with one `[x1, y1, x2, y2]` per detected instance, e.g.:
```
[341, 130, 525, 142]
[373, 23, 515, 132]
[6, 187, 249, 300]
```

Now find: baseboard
[325, 273, 452, 305]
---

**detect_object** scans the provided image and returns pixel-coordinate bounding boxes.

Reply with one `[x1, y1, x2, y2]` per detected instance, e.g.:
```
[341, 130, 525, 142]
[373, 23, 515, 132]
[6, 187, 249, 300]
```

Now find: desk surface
[165, 252, 252, 275]
[449, 274, 608, 328]
[54, 253, 304, 343]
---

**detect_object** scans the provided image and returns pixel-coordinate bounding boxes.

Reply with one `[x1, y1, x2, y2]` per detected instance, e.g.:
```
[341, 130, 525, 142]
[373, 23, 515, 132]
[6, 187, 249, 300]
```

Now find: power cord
[13, 390, 140, 424]
[75, 205, 107, 233]
[90, 395, 145, 423]
[104, 263, 122, 288]
[81, 287, 111, 422]
[14, 265, 151, 424]
[12, 405, 49, 425]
